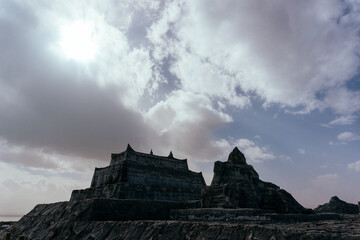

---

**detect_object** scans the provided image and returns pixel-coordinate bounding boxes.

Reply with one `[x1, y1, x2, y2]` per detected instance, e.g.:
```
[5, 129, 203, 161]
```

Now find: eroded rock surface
[2, 200, 360, 240]
[315, 196, 359, 214]
[201, 147, 312, 213]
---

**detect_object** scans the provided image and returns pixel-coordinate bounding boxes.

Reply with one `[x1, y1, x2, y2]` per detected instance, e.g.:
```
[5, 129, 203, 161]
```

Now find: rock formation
[2, 200, 360, 240]
[314, 196, 359, 214]
[4, 146, 360, 239]
[71, 144, 206, 202]
[201, 147, 311, 214]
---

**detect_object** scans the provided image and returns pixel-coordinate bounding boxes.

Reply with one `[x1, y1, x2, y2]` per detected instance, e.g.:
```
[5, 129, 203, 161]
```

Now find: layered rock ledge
[2, 199, 360, 240]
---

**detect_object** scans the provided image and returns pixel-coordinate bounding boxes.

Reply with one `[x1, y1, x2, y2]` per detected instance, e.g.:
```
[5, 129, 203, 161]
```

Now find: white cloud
[254, 135, 262, 140]
[0, 138, 100, 172]
[321, 115, 358, 128]
[315, 173, 340, 181]
[337, 131, 360, 142]
[235, 139, 275, 163]
[298, 148, 306, 154]
[328, 115, 357, 126]
[146, 90, 233, 161]
[148, 0, 360, 115]
[348, 160, 360, 172]
[0, 162, 91, 215]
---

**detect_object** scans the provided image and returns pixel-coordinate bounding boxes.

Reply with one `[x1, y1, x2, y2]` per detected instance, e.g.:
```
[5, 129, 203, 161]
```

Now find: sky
[0, 0, 360, 215]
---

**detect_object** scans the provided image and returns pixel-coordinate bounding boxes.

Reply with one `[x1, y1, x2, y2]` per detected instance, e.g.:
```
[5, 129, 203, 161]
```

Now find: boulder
[314, 196, 359, 214]
[201, 147, 312, 214]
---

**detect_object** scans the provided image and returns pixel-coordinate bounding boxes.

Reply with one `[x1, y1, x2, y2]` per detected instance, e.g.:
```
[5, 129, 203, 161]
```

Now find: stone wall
[71, 145, 206, 202]
[71, 182, 203, 202]
[109, 152, 126, 165]
[90, 164, 125, 188]
[125, 162, 204, 188]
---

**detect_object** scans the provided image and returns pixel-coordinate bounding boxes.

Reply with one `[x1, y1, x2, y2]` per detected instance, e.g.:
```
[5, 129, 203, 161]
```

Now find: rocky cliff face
[315, 196, 359, 214]
[201, 147, 311, 214]
[2, 199, 360, 240]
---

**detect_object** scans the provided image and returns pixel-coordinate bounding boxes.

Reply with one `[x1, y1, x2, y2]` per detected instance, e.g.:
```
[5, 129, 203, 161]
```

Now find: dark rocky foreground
[1, 199, 360, 240]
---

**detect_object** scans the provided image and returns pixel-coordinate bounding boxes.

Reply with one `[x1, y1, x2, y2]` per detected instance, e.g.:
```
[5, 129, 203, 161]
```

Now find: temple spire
[126, 144, 134, 152]
[168, 151, 174, 158]
[150, 149, 153, 155]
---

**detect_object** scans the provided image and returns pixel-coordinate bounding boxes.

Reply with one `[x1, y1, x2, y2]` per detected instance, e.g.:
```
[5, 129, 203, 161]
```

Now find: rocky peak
[329, 196, 341, 204]
[314, 196, 359, 214]
[203, 147, 310, 213]
[227, 147, 246, 164]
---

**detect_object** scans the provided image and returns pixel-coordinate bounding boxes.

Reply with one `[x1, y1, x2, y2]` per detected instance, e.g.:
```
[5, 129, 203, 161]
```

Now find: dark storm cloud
[0, 1, 156, 163]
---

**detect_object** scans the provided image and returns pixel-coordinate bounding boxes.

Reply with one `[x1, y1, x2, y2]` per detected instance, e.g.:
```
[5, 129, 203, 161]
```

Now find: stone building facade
[71, 144, 206, 202]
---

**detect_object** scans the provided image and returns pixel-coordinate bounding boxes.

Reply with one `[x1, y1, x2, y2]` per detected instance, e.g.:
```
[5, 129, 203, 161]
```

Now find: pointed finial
[168, 151, 174, 158]
[150, 149, 153, 155]
[126, 144, 134, 152]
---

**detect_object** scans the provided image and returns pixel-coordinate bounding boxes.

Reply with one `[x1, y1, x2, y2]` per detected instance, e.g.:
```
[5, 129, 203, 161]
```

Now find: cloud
[328, 115, 357, 126]
[148, 0, 360, 115]
[254, 135, 262, 140]
[146, 90, 232, 161]
[0, 0, 240, 188]
[321, 115, 358, 127]
[0, 1, 164, 163]
[0, 162, 90, 215]
[235, 139, 275, 163]
[348, 160, 360, 172]
[2, 0, 360, 168]
[315, 173, 340, 182]
[0, 138, 102, 173]
[1, 0, 360, 213]
[337, 132, 360, 142]
[298, 148, 306, 154]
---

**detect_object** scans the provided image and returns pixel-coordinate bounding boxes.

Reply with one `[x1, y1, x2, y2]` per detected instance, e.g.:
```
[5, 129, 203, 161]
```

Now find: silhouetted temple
[71, 144, 206, 201]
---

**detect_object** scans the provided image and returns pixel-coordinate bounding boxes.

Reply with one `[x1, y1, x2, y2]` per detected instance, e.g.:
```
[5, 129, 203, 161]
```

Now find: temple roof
[123, 144, 187, 161]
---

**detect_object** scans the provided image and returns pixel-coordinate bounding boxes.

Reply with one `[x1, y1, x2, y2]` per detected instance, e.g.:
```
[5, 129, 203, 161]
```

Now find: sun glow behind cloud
[59, 21, 97, 62]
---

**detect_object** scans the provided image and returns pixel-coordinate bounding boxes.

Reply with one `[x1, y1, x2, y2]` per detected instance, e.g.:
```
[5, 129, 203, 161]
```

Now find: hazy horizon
[1, 0, 360, 215]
